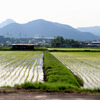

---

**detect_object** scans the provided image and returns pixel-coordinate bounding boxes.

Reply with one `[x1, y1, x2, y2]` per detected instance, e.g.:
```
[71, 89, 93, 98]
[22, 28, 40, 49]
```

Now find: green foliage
[43, 50, 80, 88]
[1, 85, 13, 88]
[51, 36, 64, 47]
[20, 82, 79, 92]
[20, 81, 100, 92]
[74, 75, 84, 86]
[80, 88, 100, 93]
[0, 47, 11, 51]
[50, 36, 80, 47]
[34, 46, 47, 51]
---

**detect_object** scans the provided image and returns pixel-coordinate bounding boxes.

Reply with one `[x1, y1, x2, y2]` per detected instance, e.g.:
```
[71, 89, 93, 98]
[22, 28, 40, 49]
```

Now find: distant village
[0, 35, 52, 47]
[0, 35, 100, 48]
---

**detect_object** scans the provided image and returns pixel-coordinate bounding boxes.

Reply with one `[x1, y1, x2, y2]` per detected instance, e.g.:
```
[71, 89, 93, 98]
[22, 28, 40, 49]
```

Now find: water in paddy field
[0, 51, 44, 87]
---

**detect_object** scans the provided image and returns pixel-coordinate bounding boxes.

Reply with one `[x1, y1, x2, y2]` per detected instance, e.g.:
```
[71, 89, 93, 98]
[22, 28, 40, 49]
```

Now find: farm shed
[12, 44, 35, 50]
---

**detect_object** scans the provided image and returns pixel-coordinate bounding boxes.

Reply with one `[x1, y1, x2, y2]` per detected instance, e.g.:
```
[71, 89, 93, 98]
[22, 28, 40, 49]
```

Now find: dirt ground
[0, 92, 100, 100]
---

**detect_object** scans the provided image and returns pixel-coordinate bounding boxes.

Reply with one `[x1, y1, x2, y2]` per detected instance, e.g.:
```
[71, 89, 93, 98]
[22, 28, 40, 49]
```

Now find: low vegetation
[43, 51, 80, 88]
[19, 82, 79, 92]
[0, 46, 11, 51]
[48, 48, 100, 52]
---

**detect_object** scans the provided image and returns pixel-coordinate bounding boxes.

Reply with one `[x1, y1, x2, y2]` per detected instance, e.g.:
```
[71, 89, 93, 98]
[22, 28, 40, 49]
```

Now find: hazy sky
[0, 0, 100, 28]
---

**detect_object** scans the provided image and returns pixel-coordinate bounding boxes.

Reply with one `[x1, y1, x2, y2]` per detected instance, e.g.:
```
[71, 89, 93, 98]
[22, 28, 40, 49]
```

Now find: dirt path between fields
[0, 92, 100, 100]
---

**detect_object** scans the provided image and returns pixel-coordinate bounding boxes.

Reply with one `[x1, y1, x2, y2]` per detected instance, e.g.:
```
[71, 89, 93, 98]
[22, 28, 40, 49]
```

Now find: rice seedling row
[0, 51, 43, 87]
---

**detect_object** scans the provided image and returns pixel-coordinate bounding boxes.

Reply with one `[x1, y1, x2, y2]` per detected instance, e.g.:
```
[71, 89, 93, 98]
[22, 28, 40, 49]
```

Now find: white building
[91, 41, 100, 47]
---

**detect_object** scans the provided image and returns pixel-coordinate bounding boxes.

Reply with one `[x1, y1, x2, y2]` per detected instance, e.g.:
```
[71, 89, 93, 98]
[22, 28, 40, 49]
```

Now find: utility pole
[10, 34, 12, 38]
[19, 32, 21, 39]
[7, 33, 9, 38]
[25, 33, 26, 38]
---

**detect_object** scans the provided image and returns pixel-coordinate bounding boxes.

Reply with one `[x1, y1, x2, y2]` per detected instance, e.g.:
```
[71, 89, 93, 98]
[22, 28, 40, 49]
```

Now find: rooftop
[12, 44, 35, 46]
[91, 41, 100, 44]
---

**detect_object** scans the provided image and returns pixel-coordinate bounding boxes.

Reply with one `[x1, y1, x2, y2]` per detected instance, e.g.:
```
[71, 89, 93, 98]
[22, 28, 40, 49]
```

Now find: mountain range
[0, 19, 99, 40]
[0, 19, 15, 28]
[77, 26, 100, 36]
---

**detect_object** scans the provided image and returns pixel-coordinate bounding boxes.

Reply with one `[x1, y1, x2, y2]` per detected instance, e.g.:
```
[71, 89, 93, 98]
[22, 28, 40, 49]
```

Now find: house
[12, 44, 35, 50]
[90, 41, 100, 47]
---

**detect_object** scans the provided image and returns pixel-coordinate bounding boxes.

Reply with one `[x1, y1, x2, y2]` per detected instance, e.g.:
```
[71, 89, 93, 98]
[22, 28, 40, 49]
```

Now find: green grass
[43, 51, 80, 88]
[48, 47, 100, 52]
[0, 47, 11, 51]
[79, 88, 100, 93]
[34, 46, 47, 50]
[1, 85, 12, 88]
[19, 82, 79, 92]
[14, 82, 100, 93]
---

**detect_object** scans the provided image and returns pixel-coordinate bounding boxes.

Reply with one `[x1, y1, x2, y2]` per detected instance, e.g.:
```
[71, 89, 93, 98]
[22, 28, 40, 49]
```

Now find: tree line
[50, 36, 81, 47]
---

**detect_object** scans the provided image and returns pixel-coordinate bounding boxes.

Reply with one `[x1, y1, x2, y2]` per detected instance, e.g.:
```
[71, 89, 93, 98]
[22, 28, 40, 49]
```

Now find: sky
[0, 0, 100, 28]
